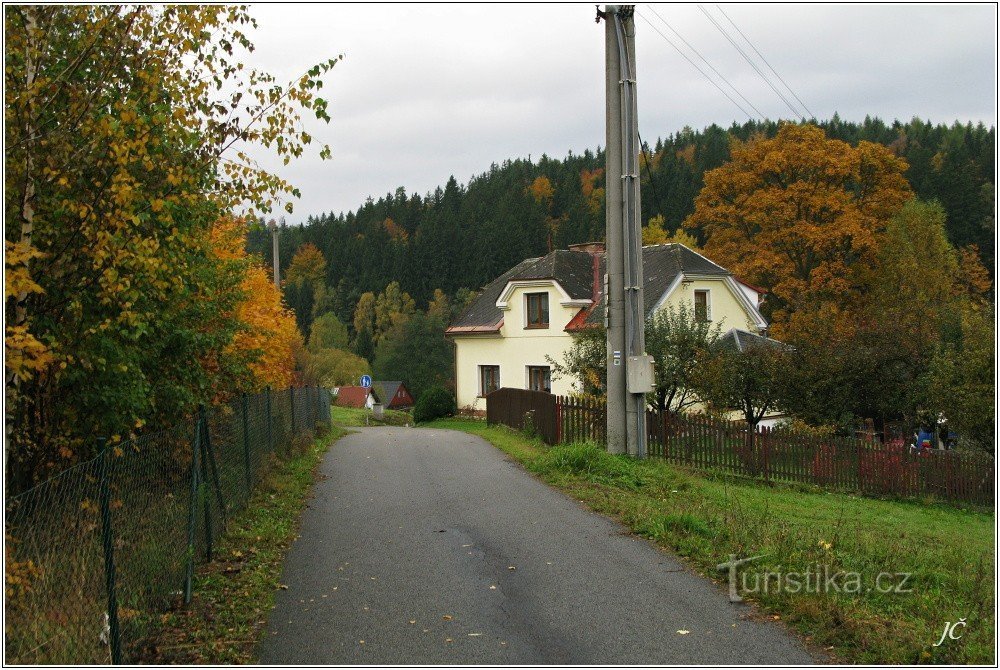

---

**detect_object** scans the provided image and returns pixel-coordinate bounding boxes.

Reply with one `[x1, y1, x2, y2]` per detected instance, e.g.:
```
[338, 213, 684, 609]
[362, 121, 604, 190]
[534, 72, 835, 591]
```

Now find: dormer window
[525, 292, 549, 328]
[694, 289, 711, 322]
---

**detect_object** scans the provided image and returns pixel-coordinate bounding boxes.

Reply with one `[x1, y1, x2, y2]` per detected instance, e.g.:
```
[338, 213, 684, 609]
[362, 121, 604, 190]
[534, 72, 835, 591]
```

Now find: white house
[446, 242, 769, 412]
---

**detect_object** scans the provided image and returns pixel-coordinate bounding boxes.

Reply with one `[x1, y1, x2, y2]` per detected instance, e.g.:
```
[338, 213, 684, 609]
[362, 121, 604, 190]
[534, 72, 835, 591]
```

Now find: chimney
[568, 241, 606, 255]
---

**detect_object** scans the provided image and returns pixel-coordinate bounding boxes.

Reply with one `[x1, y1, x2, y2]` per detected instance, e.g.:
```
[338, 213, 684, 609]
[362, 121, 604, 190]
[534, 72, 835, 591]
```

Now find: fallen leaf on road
[507, 566, 516, 571]
[676, 630, 690, 635]
[489, 585, 497, 590]
[359, 640, 365, 645]
[279, 584, 288, 590]
[771, 615, 781, 620]
[468, 633, 482, 637]
[442, 615, 453, 621]
[409, 620, 416, 624]
[445, 638, 453, 643]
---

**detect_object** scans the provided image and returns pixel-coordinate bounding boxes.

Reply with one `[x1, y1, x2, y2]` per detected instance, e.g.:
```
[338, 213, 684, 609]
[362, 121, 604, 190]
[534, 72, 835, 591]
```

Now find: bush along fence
[486, 388, 994, 506]
[4, 386, 332, 665]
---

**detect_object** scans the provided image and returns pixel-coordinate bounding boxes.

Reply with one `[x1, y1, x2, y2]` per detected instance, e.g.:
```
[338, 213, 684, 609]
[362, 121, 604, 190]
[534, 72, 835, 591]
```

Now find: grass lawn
[146, 421, 348, 663]
[428, 417, 995, 665]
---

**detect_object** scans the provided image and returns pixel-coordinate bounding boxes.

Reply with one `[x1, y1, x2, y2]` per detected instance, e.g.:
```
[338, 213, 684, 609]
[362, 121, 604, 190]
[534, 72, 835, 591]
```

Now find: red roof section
[335, 386, 371, 408]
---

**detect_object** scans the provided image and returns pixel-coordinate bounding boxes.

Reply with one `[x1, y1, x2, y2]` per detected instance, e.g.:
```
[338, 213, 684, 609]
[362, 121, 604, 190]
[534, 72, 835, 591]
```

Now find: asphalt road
[259, 426, 816, 664]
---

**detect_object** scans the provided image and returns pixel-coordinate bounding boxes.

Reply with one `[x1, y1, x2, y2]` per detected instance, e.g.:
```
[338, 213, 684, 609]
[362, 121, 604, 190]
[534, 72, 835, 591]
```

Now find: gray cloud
[242, 3, 996, 220]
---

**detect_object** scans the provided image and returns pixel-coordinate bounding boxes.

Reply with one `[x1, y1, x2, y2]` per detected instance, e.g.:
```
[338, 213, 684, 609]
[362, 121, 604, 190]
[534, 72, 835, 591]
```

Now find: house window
[527, 366, 551, 393]
[479, 365, 500, 397]
[525, 292, 549, 328]
[694, 289, 711, 322]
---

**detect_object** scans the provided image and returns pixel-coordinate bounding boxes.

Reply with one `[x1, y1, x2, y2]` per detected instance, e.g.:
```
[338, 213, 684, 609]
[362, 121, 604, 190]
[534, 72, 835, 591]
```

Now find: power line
[635, 9, 754, 119]
[645, 4, 766, 119]
[697, 4, 805, 118]
[637, 130, 666, 223]
[715, 4, 815, 119]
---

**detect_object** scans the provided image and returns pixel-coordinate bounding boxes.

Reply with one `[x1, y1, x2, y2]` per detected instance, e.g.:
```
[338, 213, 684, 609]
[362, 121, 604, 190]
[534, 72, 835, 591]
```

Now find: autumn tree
[426, 289, 450, 320]
[299, 347, 370, 387]
[308, 312, 350, 352]
[4, 5, 338, 480]
[374, 281, 415, 341]
[642, 214, 700, 248]
[285, 243, 327, 287]
[353, 292, 376, 335]
[285, 242, 328, 337]
[684, 123, 911, 335]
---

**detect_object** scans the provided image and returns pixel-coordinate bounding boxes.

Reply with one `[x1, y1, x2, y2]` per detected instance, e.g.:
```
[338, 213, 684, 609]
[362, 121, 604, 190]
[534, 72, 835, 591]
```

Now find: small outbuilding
[334, 385, 379, 409]
[372, 381, 414, 409]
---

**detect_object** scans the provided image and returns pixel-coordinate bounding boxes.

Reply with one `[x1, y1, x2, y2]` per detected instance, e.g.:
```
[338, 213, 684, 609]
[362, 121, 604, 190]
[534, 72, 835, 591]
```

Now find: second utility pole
[604, 5, 651, 457]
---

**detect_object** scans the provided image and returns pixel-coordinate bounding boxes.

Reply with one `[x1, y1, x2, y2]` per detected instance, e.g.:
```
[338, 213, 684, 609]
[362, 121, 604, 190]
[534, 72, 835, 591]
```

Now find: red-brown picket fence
[486, 388, 994, 506]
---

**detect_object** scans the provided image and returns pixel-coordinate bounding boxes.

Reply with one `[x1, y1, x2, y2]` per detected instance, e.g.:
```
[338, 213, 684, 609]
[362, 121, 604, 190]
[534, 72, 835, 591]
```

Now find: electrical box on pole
[602, 5, 649, 458]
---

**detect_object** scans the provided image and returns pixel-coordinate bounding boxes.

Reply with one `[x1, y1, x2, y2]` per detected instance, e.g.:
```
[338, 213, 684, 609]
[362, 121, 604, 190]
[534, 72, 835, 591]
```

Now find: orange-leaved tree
[684, 123, 911, 336]
[210, 218, 300, 392]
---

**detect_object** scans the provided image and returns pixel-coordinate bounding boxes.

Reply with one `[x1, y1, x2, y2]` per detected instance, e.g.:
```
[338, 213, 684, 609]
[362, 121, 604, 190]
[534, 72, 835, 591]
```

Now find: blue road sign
[360, 375, 372, 388]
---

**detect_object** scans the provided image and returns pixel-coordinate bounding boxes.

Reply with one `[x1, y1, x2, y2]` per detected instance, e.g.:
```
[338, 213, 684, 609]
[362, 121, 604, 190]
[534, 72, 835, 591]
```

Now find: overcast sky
[243, 3, 997, 220]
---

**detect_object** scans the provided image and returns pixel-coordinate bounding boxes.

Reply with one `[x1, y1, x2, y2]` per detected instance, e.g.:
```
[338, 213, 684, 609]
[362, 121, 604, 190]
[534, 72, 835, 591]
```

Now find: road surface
[259, 426, 817, 664]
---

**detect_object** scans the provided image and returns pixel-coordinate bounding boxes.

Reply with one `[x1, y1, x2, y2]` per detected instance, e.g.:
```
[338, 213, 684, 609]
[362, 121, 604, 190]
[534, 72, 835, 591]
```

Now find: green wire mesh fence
[4, 385, 332, 664]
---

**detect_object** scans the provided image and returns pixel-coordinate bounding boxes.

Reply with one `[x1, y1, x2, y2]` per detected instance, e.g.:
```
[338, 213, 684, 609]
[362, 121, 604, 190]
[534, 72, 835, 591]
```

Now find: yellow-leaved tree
[5, 5, 338, 482]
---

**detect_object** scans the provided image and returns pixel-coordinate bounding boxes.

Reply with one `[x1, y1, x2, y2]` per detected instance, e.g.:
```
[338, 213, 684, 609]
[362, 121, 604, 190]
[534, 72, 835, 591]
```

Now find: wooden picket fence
[486, 388, 994, 506]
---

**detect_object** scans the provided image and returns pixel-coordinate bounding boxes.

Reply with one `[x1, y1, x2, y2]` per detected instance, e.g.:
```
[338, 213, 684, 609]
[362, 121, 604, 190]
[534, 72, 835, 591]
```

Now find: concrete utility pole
[268, 219, 280, 287]
[603, 5, 653, 457]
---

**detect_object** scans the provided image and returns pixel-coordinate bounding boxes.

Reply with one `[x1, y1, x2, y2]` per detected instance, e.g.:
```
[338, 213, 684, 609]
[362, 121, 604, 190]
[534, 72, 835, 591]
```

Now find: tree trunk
[6, 7, 39, 471]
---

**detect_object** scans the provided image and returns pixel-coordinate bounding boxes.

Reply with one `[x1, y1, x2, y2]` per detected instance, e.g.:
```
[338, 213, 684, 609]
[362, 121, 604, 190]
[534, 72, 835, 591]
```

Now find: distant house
[372, 381, 414, 409]
[445, 242, 768, 412]
[334, 385, 378, 409]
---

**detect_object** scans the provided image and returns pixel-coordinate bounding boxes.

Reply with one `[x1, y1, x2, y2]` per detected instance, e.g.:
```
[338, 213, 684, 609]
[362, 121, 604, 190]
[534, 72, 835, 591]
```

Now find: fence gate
[486, 387, 558, 444]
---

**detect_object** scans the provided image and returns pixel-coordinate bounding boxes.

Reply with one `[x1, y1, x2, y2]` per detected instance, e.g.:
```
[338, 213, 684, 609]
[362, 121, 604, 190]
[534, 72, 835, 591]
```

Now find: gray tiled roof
[373, 380, 403, 402]
[718, 328, 789, 352]
[448, 244, 730, 331]
[584, 244, 729, 326]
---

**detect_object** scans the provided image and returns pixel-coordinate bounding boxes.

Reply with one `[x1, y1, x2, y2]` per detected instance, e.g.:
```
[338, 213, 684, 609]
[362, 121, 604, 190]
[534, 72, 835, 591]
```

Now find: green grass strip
[147, 422, 347, 663]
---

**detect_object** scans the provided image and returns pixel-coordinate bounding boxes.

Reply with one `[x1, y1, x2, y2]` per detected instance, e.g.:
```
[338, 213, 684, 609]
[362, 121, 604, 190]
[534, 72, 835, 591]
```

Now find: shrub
[413, 386, 456, 423]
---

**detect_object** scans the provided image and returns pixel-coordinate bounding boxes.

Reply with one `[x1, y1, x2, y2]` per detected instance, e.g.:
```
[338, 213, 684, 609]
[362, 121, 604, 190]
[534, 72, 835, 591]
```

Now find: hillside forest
[251, 117, 994, 448]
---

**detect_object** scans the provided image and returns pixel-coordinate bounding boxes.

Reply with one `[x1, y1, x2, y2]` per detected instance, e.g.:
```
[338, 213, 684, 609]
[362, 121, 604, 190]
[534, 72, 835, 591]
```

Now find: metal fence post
[198, 411, 214, 562]
[317, 385, 322, 425]
[241, 394, 252, 494]
[265, 386, 273, 452]
[290, 386, 297, 436]
[97, 438, 123, 664]
[184, 417, 201, 604]
[310, 385, 317, 428]
[199, 404, 227, 532]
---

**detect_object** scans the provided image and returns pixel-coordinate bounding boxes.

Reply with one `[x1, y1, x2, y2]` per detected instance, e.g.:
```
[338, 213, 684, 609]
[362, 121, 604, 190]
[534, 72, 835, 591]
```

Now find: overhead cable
[636, 9, 754, 119]
[715, 4, 815, 118]
[697, 4, 805, 118]
[645, 4, 766, 119]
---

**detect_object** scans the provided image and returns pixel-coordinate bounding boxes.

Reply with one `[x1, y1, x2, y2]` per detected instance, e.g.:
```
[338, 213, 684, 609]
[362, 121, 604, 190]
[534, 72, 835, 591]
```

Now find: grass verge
[146, 422, 347, 663]
[428, 417, 995, 665]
